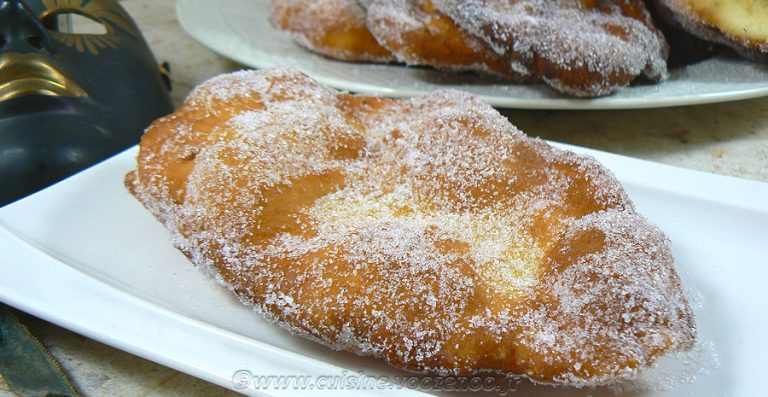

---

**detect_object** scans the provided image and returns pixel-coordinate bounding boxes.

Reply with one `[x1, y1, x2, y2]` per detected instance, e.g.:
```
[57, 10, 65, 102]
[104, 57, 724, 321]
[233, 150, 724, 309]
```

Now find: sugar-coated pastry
[126, 69, 695, 386]
[362, 0, 527, 80]
[433, 0, 669, 96]
[270, 0, 394, 62]
[653, 0, 768, 61]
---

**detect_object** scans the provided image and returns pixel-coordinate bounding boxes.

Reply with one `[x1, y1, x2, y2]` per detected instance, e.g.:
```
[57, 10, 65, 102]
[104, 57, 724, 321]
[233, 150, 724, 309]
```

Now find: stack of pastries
[271, 0, 768, 97]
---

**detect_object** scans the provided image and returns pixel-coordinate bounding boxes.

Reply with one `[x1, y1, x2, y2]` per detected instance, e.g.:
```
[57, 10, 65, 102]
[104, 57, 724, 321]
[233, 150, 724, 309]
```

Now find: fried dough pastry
[361, 0, 526, 79]
[653, 0, 768, 61]
[270, 0, 393, 62]
[126, 69, 695, 386]
[434, 0, 669, 96]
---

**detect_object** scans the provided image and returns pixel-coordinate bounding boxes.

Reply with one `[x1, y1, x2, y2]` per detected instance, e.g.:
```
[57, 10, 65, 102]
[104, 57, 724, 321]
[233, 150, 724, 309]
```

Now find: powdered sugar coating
[127, 69, 695, 387]
[433, 0, 669, 96]
[270, 0, 394, 62]
[362, 0, 526, 79]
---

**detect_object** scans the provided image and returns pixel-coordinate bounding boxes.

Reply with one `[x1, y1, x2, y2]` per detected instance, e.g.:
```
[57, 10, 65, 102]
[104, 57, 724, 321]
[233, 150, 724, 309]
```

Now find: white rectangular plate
[1, 144, 767, 396]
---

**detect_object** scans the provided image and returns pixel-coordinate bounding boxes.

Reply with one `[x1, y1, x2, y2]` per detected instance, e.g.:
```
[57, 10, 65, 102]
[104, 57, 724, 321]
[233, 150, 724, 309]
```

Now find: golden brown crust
[270, 0, 394, 62]
[434, 0, 669, 96]
[270, 0, 668, 96]
[362, 0, 528, 80]
[653, 0, 768, 61]
[127, 69, 695, 386]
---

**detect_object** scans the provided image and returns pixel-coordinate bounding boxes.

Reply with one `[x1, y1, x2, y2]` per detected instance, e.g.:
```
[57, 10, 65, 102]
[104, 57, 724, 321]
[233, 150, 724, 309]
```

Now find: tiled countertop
[2, 0, 767, 395]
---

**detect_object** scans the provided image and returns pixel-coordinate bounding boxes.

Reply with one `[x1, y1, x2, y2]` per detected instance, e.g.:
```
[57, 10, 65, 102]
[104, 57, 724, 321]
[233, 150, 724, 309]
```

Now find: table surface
[2, 0, 767, 395]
